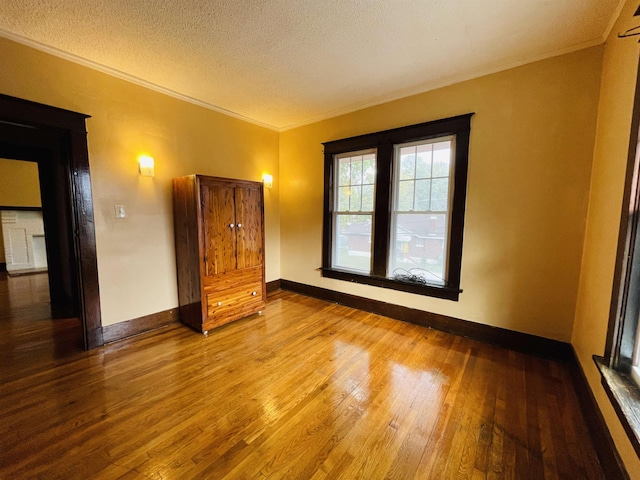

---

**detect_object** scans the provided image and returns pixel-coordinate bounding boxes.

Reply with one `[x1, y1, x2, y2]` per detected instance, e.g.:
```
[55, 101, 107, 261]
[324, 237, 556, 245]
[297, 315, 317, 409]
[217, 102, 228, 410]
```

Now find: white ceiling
[0, 0, 624, 131]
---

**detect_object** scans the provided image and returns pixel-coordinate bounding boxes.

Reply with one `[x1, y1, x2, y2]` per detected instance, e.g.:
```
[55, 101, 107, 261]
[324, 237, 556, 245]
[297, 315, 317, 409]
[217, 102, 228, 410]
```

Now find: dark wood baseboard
[279, 279, 573, 361]
[0, 205, 42, 211]
[0, 262, 5, 272]
[569, 351, 630, 479]
[102, 308, 179, 344]
[266, 279, 281, 294]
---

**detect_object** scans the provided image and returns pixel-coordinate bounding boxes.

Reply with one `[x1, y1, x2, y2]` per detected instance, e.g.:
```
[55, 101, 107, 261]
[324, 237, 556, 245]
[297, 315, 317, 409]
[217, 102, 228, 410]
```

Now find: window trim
[321, 114, 473, 301]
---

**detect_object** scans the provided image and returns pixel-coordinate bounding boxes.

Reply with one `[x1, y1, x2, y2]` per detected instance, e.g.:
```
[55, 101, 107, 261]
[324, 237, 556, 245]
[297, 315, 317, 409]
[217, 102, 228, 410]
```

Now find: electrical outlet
[115, 205, 126, 219]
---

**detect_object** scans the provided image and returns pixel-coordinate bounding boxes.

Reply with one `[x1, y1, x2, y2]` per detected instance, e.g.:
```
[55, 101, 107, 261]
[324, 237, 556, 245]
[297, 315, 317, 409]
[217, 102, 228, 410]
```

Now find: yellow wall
[280, 47, 603, 343]
[0, 36, 280, 326]
[0, 158, 41, 207]
[0, 158, 41, 264]
[573, 0, 640, 476]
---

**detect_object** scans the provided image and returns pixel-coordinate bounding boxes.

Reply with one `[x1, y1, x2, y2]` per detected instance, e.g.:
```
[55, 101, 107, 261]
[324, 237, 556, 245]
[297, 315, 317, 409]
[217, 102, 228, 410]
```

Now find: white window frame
[389, 136, 455, 285]
[331, 149, 377, 274]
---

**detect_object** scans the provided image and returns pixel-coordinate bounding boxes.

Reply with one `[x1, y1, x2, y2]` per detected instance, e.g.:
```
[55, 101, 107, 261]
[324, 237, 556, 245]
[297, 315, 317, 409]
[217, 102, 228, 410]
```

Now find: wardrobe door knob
[229, 223, 235, 228]
[251, 291, 257, 296]
[237, 223, 242, 228]
[217, 301, 222, 306]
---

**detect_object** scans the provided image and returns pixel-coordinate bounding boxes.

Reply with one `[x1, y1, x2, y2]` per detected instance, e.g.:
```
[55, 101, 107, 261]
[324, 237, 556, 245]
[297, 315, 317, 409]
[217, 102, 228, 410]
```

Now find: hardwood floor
[0, 272, 84, 383]
[0, 274, 603, 479]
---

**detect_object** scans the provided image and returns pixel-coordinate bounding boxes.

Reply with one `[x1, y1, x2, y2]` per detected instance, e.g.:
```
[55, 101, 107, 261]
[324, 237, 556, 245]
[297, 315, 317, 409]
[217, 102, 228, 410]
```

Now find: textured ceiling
[0, 0, 623, 130]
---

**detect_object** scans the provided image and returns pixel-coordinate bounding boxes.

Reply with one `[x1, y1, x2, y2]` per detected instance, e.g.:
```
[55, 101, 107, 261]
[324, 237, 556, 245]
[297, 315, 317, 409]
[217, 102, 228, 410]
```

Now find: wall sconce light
[138, 155, 155, 177]
[262, 173, 273, 189]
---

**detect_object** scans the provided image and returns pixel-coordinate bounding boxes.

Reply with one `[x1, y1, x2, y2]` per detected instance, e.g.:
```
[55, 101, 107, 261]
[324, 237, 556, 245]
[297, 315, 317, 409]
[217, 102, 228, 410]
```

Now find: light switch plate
[115, 204, 126, 219]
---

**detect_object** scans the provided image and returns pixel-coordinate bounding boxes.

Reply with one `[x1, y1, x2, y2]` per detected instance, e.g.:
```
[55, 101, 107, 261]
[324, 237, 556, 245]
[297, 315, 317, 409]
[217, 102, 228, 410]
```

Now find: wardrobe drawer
[205, 281, 263, 321]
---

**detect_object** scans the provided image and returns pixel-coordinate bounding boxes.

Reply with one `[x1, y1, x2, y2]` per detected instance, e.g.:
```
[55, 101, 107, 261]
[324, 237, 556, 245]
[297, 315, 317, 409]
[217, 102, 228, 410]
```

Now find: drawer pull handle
[237, 223, 242, 228]
[252, 291, 257, 296]
[229, 223, 234, 228]
[217, 301, 222, 306]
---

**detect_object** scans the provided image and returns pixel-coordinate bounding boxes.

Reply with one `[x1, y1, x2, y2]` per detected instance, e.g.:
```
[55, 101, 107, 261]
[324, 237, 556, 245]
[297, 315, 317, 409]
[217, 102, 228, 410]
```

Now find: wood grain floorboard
[0, 274, 605, 479]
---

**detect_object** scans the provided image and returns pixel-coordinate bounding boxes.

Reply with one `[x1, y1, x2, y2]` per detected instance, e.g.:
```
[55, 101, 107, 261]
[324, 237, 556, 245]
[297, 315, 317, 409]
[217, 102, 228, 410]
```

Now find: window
[333, 150, 376, 273]
[598, 60, 640, 456]
[322, 114, 473, 301]
[390, 138, 454, 285]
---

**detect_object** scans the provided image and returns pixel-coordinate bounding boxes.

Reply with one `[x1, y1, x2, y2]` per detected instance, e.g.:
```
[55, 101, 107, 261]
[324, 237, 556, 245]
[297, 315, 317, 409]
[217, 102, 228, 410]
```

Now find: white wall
[1, 210, 46, 272]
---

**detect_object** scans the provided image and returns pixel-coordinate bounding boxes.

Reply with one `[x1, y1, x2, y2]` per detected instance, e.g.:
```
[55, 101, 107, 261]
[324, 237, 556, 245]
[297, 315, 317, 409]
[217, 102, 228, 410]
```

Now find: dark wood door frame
[0, 93, 103, 349]
[0, 122, 80, 321]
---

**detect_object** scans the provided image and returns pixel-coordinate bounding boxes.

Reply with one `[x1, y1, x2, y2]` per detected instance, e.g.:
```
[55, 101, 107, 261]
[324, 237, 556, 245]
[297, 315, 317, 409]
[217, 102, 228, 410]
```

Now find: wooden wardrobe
[173, 174, 265, 334]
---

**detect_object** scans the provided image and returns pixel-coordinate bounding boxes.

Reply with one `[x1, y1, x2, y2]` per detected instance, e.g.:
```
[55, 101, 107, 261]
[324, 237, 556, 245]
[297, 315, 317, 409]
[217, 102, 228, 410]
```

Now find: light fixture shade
[138, 155, 155, 177]
[262, 173, 273, 188]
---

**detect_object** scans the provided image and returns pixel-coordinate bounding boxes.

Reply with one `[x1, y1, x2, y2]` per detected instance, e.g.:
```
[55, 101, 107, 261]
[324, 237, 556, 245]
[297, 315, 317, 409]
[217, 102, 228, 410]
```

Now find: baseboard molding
[6, 267, 48, 277]
[279, 279, 573, 361]
[570, 350, 629, 479]
[102, 308, 180, 344]
[266, 279, 281, 294]
[0, 205, 42, 212]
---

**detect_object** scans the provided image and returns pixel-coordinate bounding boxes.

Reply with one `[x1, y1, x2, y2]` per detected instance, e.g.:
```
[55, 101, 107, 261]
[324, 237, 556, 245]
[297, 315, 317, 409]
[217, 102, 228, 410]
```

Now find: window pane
[416, 144, 432, 178]
[398, 180, 414, 211]
[351, 158, 363, 185]
[339, 158, 351, 186]
[432, 141, 451, 177]
[388, 213, 446, 285]
[415, 179, 431, 211]
[334, 214, 372, 273]
[399, 148, 416, 180]
[431, 178, 449, 211]
[362, 184, 375, 211]
[338, 186, 351, 211]
[350, 185, 362, 211]
[363, 155, 376, 184]
[335, 150, 377, 213]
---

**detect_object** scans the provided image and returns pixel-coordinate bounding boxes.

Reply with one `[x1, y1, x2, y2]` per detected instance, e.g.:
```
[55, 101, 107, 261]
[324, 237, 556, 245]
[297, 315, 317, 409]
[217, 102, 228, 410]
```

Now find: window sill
[321, 267, 461, 301]
[594, 355, 640, 458]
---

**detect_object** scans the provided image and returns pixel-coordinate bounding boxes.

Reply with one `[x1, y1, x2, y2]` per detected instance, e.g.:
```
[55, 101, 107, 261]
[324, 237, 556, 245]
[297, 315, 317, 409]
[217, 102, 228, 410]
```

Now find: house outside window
[322, 114, 473, 301]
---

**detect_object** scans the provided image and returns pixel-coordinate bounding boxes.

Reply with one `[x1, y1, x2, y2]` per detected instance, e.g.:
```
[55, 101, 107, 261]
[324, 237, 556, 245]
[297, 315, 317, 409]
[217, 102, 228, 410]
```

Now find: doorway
[0, 94, 102, 349]
[0, 159, 48, 275]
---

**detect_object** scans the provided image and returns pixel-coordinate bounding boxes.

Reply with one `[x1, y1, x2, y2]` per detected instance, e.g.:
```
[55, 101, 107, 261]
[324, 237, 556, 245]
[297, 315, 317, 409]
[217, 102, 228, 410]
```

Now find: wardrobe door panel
[235, 186, 263, 269]
[202, 183, 236, 275]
